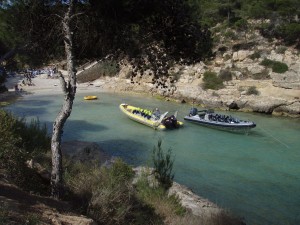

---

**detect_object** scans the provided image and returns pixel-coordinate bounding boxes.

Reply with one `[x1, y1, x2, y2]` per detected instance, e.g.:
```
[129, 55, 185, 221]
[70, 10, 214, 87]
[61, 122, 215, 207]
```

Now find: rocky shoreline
[62, 141, 240, 222]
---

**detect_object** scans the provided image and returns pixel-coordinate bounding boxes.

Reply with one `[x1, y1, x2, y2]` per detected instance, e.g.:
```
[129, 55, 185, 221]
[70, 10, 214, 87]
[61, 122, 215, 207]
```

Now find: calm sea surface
[5, 92, 300, 225]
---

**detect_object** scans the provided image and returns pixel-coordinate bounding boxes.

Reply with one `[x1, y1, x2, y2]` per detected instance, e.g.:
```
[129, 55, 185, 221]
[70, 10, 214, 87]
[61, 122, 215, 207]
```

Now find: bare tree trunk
[51, 0, 76, 199]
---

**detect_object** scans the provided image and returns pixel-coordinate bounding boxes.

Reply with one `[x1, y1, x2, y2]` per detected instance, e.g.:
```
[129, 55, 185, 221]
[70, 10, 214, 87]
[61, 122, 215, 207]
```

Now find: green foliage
[272, 61, 289, 73]
[152, 139, 175, 190]
[65, 158, 136, 225]
[234, 18, 248, 31]
[260, 58, 288, 73]
[249, 51, 261, 60]
[260, 58, 273, 67]
[246, 86, 259, 95]
[202, 71, 224, 90]
[0, 0, 213, 71]
[0, 110, 50, 193]
[275, 23, 300, 46]
[223, 30, 238, 40]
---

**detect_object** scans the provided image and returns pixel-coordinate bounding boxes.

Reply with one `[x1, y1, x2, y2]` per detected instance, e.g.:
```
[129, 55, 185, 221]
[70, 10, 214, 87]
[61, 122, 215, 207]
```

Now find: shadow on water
[97, 138, 151, 165]
[62, 119, 108, 140]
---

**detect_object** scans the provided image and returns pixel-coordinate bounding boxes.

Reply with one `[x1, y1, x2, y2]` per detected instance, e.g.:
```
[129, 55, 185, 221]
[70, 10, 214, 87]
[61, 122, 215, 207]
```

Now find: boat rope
[259, 126, 290, 149]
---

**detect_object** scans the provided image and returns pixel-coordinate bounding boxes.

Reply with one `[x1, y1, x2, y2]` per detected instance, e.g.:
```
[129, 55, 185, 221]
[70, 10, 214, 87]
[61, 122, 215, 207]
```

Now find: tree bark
[51, 0, 76, 199]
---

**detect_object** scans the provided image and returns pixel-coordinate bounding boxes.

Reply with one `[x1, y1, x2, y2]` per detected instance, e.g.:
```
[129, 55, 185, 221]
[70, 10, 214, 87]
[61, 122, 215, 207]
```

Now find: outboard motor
[189, 108, 198, 116]
[162, 115, 178, 129]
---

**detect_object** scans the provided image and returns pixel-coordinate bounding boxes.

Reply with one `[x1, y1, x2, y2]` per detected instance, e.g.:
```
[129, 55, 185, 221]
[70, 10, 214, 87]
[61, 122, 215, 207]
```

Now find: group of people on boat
[132, 107, 161, 120]
[189, 108, 240, 124]
[206, 114, 240, 123]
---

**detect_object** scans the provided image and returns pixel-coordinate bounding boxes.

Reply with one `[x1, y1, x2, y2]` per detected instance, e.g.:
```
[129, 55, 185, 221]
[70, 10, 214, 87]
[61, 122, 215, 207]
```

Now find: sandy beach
[4, 72, 107, 97]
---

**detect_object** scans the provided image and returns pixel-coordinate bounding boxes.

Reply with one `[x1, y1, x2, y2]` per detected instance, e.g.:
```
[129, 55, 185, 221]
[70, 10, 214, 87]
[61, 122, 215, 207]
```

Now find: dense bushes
[260, 59, 288, 73]
[202, 71, 224, 90]
[260, 22, 300, 48]
[64, 158, 137, 224]
[0, 110, 50, 193]
[246, 86, 259, 95]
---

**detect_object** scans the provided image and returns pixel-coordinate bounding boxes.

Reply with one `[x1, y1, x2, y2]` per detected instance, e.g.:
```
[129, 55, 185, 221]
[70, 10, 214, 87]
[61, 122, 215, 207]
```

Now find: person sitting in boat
[152, 108, 161, 119]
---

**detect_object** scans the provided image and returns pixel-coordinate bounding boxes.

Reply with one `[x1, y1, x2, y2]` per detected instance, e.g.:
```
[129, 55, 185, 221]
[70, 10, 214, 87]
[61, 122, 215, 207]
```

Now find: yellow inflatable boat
[119, 103, 183, 130]
[84, 96, 98, 100]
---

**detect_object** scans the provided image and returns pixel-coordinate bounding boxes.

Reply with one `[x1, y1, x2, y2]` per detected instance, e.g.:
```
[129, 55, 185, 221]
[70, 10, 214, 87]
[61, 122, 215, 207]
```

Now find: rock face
[133, 167, 221, 217]
[168, 182, 221, 217]
[82, 30, 300, 117]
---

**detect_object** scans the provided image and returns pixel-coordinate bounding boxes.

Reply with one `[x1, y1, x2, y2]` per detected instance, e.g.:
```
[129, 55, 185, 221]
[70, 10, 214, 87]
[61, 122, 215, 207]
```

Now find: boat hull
[184, 115, 256, 131]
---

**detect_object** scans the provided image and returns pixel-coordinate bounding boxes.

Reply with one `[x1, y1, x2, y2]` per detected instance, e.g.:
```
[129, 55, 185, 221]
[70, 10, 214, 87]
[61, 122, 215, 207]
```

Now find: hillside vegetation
[0, 0, 299, 76]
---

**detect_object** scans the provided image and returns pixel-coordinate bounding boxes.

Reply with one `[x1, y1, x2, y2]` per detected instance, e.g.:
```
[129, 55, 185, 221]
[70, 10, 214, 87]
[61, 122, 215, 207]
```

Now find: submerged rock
[61, 141, 110, 165]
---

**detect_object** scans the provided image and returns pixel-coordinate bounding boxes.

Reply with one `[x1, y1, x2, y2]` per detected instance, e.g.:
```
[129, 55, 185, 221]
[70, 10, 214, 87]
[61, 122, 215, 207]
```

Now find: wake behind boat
[184, 108, 256, 131]
[119, 103, 183, 130]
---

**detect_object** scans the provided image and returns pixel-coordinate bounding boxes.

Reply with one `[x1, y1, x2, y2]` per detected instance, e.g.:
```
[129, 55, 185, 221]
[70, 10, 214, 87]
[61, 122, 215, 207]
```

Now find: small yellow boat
[84, 96, 98, 100]
[119, 103, 183, 130]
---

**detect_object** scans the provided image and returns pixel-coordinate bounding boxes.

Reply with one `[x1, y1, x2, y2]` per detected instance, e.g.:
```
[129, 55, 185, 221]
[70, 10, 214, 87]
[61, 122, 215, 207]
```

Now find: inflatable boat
[119, 103, 183, 130]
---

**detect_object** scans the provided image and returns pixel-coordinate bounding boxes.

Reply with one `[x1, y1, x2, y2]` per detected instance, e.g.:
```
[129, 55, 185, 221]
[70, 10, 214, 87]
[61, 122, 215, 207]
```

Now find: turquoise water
[5, 92, 300, 225]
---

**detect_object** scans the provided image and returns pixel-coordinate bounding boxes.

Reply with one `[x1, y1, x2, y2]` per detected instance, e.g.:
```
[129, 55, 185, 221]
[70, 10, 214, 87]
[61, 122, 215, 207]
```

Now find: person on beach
[14, 84, 19, 92]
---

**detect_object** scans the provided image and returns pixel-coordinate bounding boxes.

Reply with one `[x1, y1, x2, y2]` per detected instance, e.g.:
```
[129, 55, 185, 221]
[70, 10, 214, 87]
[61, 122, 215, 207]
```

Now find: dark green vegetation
[260, 58, 289, 73]
[152, 139, 175, 190]
[0, 0, 212, 79]
[191, 0, 300, 48]
[246, 86, 259, 95]
[202, 71, 224, 90]
[0, 110, 51, 193]
[1, 0, 299, 78]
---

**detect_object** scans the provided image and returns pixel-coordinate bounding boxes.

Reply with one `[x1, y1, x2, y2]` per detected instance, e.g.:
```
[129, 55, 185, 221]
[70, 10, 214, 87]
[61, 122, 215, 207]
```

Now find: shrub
[219, 69, 232, 81]
[202, 71, 224, 90]
[152, 139, 174, 190]
[0, 110, 51, 193]
[234, 18, 248, 31]
[249, 51, 261, 60]
[260, 58, 273, 67]
[65, 158, 136, 225]
[232, 42, 256, 51]
[246, 86, 259, 95]
[272, 61, 288, 73]
[260, 58, 288, 73]
[223, 30, 237, 40]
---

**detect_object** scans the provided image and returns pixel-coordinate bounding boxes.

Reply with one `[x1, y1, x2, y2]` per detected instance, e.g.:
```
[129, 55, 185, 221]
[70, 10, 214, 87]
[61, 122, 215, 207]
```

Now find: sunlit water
[5, 92, 300, 225]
